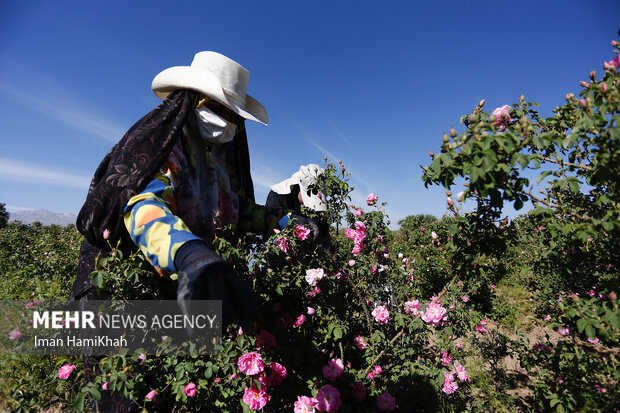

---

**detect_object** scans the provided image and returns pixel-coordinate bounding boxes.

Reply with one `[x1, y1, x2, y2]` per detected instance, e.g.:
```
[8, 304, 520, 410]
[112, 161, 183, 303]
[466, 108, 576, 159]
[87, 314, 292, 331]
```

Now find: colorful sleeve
[236, 191, 286, 235]
[123, 172, 201, 275]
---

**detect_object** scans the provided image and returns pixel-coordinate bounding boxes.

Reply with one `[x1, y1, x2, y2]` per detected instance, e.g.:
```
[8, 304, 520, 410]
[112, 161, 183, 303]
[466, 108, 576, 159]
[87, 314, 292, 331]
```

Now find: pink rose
[374, 365, 383, 375]
[587, 337, 599, 344]
[492, 105, 512, 131]
[145, 390, 157, 401]
[372, 305, 390, 325]
[269, 362, 287, 386]
[354, 208, 363, 217]
[316, 384, 342, 413]
[307, 307, 315, 315]
[462, 296, 469, 303]
[322, 358, 344, 381]
[431, 231, 438, 240]
[293, 314, 306, 328]
[366, 192, 379, 206]
[305, 268, 325, 286]
[184, 382, 197, 397]
[421, 302, 447, 326]
[8, 327, 22, 340]
[103, 228, 110, 240]
[377, 392, 396, 411]
[403, 300, 421, 315]
[442, 372, 459, 394]
[294, 395, 318, 413]
[238, 352, 265, 376]
[606, 54, 620, 68]
[277, 236, 290, 253]
[457, 191, 464, 201]
[348, 259, 356, 267]
[440, 351, 453, 366]
[454, 361, 468, 382]
[447, 197, 454, 206]
[354, 335, 367, 350]
[295, 225, 311, 241]
[243, 384, 271, 410]
[557, 327, 570, 336]
[101, 382, 109, 391]
[58, 363, 76, 379]
[349, 382, 366, 402]
[354, 221, 367, 234]
[344, 228, 357, 240]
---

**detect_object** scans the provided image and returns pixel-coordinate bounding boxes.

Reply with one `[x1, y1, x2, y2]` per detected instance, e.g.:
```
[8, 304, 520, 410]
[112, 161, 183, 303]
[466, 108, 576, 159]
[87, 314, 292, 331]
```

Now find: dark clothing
[265, 186, 302, 211]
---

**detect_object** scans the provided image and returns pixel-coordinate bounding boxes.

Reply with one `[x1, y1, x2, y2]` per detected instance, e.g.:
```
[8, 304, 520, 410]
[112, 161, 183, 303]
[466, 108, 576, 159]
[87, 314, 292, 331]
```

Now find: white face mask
[193, 106, 237, 144]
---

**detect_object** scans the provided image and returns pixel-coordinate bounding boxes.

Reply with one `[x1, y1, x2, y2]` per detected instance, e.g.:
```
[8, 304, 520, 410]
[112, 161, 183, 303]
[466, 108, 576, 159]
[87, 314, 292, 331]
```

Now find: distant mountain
[9, 209, 77, 226]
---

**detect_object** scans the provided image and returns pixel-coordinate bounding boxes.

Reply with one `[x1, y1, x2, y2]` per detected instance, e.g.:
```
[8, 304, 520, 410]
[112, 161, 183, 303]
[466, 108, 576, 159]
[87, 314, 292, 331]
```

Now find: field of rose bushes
[1, 43, 619, 412]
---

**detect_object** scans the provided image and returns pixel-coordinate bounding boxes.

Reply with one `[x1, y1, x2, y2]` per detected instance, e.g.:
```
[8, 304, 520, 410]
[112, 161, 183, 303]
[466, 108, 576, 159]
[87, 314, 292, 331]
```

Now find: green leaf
[74, 392, 86, 412]
[333, 327, 343, 340]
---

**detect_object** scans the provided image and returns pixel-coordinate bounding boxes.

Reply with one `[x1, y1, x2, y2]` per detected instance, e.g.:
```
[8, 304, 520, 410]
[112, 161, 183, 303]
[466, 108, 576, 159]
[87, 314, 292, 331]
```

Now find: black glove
[174, 240, 256, 328]
[288, 212, 321, 241]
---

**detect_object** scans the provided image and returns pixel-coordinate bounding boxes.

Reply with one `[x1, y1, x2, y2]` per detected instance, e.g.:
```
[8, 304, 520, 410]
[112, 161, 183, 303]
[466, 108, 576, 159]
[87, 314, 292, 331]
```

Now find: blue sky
[1, 0, 618, 228]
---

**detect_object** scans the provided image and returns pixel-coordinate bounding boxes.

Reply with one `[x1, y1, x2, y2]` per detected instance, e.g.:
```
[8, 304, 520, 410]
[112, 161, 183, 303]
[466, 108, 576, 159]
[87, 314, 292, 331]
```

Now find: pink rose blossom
[606, 54, 620, 68]
[184, 383, 197, 397]
[431, 231, 438, 240]
[293, 314, 306, 328]
[277, 236, 290, 253]
[58, 363, 75, 379]
[294, 395, 318, 413]
[316, 385, 342, 413]
[308, 286, 321, 297]
[295, 225, 311, 241]
[374, 365, 383, 375]
[145, 390, 157, 401]
[455, 342, 462, 349]
[372, 305, 390, 325]
[103, 228, 110, 240]
[354, 220, 367, 233]
[447, 197, 454, 206]
[462, 296, 469, 303]
[595, 384, 606, 393]
[102, 382, 109, 391]
[587, 337, 599, 344]
[322, 358, 344, 381]
[557, 327, 570, 336]
[243, 384, 271, 410]
[305, 268, 325, 286]
[344, 228, 356, 239]
[404, 300, 421, 316]
[442, 372, 459, 394]
[545, 315, 551, 321]
[366, 193, 378, 206]
[354, 208, 363, 217]
[307, 307, 315, 315]
[377, 392, 396, 411]
[474, 324, 487, 334]
[354, 335, 367, 350]
[348, 259, 356, 267]
[453, 361, 468, 382]
[8, 328, 22, 340]
[238, 352, 265, 376]
[269, 362, 287, 386]
[440, 351, 453, 366]
[457, 191, 464, 201]
[349, 382, 366, 402]
[492, 105, 512, 132]
[25, 300, 40, 308]
[421, 302, 447, 326]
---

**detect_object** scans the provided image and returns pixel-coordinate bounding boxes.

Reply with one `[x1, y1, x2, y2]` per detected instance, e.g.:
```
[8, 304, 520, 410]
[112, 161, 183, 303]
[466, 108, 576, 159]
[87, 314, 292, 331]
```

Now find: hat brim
[152, 66, 268, 125]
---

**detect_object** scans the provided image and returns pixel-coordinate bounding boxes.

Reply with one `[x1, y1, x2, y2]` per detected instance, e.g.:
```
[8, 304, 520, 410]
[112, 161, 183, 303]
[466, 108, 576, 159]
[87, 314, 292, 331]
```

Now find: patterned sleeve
[236, 191, 286, 235]
[123, 172, 200, 275]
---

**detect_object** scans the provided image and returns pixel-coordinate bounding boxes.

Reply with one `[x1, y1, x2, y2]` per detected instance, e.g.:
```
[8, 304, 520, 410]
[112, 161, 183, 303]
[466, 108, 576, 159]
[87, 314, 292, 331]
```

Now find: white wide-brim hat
[271, 164, 327, 211]
[152, 51, 268, 125]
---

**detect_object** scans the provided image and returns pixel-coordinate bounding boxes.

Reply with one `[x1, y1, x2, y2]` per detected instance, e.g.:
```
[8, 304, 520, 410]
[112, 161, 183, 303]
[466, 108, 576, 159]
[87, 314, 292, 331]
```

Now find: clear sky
[1, 0, 618, 228]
